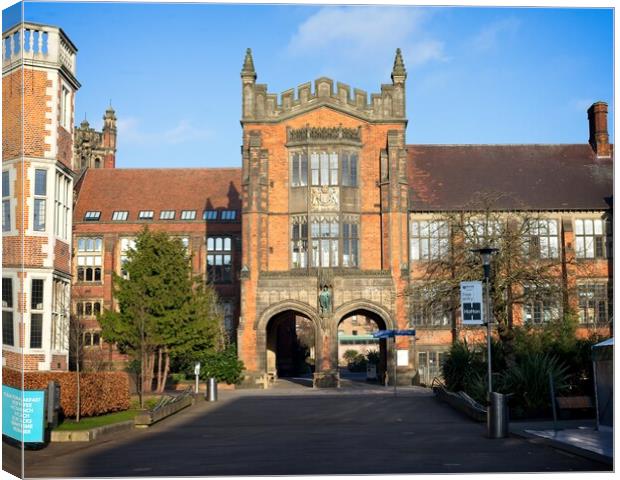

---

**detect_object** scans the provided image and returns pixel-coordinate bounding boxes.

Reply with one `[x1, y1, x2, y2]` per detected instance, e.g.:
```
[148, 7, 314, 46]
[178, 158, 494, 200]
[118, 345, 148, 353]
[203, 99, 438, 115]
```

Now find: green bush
[343, 350, 359, 363]
[366, 350, 380, 365]
[441, 340, 486, 393]
[347, 353, 368, 372]
[198, 345, 245, 385]
[499, 352, 570, 417]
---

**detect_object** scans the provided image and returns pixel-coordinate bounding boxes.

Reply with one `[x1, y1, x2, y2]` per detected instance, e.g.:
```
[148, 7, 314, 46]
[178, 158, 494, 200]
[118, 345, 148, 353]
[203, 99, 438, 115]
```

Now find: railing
[431, 377, 487, 422]
[3, 23, 76, 74]
[150, 386, 194, 413]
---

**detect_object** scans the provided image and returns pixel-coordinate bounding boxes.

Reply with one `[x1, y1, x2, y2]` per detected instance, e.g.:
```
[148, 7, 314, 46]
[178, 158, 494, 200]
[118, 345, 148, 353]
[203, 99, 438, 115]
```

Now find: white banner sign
[460, 281, 484, 325]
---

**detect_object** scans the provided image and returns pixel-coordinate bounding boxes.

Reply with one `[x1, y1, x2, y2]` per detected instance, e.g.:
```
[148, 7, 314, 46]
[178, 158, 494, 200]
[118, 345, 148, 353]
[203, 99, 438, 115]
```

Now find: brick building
[3, 22, 613, 387]
[2, 22, 79, 371]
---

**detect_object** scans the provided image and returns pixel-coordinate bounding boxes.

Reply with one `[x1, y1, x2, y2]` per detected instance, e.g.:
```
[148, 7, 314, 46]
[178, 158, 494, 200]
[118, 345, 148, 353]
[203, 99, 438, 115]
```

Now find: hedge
[2, 368, 130, 418]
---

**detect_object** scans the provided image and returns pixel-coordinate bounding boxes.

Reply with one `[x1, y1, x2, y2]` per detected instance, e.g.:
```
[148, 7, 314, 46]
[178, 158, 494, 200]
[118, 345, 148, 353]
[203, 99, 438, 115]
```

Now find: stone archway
[256, 301, 322, 386]
[332, 301, 395, 386]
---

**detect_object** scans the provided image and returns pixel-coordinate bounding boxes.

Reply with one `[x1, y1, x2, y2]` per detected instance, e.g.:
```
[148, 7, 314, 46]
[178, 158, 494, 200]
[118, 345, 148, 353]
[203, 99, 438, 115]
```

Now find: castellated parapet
[241, 48, 407, 123]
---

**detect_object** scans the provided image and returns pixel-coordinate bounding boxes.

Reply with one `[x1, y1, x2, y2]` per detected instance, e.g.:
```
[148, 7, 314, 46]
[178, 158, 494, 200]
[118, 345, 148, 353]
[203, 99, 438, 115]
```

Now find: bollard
[206, 377, 218, 402]
[487, 392, 509, 438]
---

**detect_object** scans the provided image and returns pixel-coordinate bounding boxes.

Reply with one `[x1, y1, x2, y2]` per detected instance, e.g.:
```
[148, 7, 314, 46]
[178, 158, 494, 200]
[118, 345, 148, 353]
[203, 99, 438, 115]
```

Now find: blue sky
[2, 2, 614, 168]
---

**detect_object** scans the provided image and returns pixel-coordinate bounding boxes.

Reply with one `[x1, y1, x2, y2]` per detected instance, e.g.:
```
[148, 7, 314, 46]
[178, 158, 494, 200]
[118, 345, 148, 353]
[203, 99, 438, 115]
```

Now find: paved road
[3, 382, 610, 477]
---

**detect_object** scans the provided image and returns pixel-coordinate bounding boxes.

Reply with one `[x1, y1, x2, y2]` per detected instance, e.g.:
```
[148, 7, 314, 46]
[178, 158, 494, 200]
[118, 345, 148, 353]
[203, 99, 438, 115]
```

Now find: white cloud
[287, 7, 446, 68]
[469, 17, 520, 53]
[116, 117, 213, 146]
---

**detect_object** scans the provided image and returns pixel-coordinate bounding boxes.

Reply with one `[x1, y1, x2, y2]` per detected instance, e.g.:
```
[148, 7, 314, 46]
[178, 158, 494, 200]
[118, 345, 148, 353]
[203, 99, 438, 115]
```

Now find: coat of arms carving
[310, 186, 339, 211]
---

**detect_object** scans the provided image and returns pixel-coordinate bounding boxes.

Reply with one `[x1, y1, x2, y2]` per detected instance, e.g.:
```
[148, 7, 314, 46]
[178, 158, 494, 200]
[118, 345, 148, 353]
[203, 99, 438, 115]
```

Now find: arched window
[94, 158, 101, 168]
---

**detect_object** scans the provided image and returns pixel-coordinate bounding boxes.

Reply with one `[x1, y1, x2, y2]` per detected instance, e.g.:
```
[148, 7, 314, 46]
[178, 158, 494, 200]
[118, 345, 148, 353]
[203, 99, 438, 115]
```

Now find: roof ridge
[406, 143, 593, 147]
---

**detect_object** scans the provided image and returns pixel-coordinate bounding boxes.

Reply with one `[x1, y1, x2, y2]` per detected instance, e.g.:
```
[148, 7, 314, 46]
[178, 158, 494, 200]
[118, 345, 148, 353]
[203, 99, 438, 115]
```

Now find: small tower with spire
[241, 48, 257, 119]
[102, 104, 117, 168]
[73, 105, 117, 171]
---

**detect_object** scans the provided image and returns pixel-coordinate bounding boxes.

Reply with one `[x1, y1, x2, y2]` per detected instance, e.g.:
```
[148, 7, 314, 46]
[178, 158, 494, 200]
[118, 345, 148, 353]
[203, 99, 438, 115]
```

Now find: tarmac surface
[3, 378, 612, 477]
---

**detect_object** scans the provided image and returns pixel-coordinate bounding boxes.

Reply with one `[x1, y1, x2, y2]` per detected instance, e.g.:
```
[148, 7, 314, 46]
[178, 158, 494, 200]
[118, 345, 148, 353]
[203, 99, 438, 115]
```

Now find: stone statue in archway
[319, 286, 331, 315]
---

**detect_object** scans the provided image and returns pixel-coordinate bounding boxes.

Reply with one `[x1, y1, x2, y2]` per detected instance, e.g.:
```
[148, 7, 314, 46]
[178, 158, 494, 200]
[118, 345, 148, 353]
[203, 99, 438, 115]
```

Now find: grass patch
[54, 409, 138, 431]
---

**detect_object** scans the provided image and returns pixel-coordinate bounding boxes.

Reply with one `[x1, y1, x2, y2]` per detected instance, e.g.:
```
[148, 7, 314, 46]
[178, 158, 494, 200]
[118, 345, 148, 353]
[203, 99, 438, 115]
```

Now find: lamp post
[472, 247, 498, 397]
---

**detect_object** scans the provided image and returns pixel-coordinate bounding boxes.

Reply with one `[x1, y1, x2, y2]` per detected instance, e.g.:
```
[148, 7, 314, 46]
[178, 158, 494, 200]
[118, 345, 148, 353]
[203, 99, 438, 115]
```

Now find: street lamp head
[472, 247, 499, 266]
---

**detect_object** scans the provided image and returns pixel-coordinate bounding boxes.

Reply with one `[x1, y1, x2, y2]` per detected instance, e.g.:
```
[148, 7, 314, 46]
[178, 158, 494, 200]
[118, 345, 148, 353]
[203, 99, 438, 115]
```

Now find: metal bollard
[487, 392, 509, 438]
[206, 377, 218, 402]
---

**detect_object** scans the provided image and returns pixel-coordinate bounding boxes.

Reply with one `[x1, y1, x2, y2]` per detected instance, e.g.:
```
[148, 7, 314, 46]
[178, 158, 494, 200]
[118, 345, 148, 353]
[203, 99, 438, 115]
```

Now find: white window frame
[180, 210, 196, 220]
[84, 211, 101, 221]
[77, 237, 103, 282]
[33, 168, 47, 232]
[575, 219, 609, 259]
[410, 220, 450, 261]
[160, 210, 175, 220]
[112, 211, 129, 221]
[53, 170, 71, 240]
[2, 170, 11, 233]
[138, 210, 153, 220]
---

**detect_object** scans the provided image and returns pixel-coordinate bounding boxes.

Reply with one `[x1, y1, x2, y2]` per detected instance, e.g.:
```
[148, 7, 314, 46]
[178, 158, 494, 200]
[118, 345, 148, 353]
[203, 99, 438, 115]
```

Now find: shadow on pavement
[20, 389, 610, 477]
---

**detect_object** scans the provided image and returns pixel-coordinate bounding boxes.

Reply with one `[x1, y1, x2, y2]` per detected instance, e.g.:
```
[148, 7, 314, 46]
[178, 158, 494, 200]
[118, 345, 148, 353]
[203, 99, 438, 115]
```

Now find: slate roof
[407, 144, 613, 211]
[74, 168, 242, 223]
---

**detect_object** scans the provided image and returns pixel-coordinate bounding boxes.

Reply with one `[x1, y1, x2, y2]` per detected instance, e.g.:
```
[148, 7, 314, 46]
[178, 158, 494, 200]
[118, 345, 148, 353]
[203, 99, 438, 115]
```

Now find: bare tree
[408, 193, 590, 366]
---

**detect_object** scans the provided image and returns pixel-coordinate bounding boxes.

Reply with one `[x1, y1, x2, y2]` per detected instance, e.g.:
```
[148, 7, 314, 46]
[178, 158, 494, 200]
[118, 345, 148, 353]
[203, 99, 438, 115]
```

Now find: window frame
[53, 170, 71, 240]
[180, 210, 196, 220]
[574, 219, 610, 259]
[577, 282, 612, 325]
[410, 219, 450, 262]
[3, 170, 11, 232]
[76, 237, 103, 283]
[138, 210, 154, 220]
[203, 210, 218, 220]
[159, 210, 175, 220]
[2, 277, 15, 346]
[207, 236, 233, 284]
[33, 168, 47, 232]
[522, 284, 561, 325]
[112, 211, 129, 221]
[83, 211, 101, 221]
[524, 219, 559, 259]
[30, 278, 45, 349]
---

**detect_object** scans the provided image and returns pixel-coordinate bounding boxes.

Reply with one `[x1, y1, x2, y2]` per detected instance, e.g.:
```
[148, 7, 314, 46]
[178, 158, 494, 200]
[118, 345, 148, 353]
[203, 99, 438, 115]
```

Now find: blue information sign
[373, 329, 416, 338]
[2, 385, 46, 443]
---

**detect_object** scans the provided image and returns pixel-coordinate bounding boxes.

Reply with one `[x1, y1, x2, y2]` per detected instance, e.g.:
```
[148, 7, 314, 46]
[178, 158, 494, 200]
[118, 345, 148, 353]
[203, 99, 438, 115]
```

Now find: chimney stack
[588, 101, 611, 157]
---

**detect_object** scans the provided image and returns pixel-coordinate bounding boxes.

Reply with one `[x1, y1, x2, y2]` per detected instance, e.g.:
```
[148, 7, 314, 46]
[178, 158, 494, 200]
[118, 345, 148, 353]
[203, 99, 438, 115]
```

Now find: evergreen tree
[99, 227, 224, 405]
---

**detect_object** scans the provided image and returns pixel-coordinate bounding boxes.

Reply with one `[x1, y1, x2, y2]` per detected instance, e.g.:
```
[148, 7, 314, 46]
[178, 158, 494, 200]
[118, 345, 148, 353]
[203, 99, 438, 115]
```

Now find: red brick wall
[53, 239, 71, 274]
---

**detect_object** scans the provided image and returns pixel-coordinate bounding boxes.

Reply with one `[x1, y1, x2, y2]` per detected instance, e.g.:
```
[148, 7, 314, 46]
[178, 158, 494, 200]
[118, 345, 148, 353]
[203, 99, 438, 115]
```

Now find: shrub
[441, 340, 486, 393]
[366, 350, 380, 365]
[343, 350, 359, 364]
[2, 368, 130, 418]
[499, 353, 570, 417]
[198, 345, 245, 385]
[347, 353, 368, 372]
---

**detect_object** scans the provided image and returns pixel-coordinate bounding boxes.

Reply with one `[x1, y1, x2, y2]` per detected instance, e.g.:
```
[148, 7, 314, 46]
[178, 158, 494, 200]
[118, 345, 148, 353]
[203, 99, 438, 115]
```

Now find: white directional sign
[460, 281, 484, 325]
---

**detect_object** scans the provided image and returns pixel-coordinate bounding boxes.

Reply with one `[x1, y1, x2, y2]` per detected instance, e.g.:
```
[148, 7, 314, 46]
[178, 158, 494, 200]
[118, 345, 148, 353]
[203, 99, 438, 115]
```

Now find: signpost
[194, 362, 201, 394]
[460, 281, 484, 325]
[372, 329, 416, 395]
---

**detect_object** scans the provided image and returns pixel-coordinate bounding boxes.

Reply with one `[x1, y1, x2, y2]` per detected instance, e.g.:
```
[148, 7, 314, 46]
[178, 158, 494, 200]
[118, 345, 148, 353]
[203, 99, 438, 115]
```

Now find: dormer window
[160, 210, 175, 220]
[138, 211, 153, 220]
[84, 211, 100, 221]
[112, 211, 128, 221]
[181, 210, 196, 220]
[203, 210, 217, 220]
[221, 210, 237, 221]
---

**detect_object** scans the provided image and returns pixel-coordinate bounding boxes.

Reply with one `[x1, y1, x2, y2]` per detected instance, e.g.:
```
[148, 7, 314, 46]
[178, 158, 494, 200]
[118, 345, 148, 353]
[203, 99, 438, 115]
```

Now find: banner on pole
[460, 281, 484, 325]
